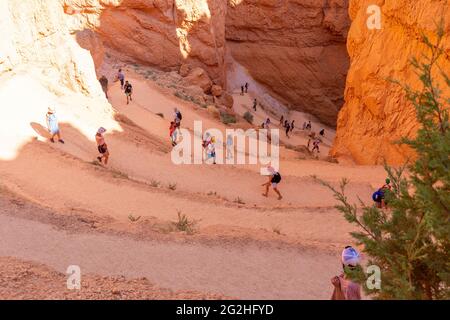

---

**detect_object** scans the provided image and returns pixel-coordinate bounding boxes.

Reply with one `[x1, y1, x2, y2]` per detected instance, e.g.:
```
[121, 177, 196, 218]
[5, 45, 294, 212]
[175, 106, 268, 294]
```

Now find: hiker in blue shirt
[46, 107, 65, 144]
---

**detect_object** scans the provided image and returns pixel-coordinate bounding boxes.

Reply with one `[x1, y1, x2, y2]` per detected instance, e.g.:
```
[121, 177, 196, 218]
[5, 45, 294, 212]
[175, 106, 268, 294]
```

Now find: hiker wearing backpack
[95, 127, 109, 165]
[372, 178, 392, 208]
[169, 121, 177, 147]
[262, 166, 283, 200]
[174, 108, 182, 128]
[124, 80, 133, 104]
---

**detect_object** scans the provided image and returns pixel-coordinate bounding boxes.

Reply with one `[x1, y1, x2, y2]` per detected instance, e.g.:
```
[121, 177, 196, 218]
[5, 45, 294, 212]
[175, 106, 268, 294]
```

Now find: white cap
[342, 246, 360, 267]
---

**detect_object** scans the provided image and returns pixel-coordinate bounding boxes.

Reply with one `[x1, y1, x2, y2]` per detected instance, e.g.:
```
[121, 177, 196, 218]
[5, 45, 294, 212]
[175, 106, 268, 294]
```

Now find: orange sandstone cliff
[331, 0, 450, 164]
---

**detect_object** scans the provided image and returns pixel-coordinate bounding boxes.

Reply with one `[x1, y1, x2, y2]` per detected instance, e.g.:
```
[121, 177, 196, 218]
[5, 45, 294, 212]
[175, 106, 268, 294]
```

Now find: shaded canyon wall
[226, 0, 351, 127]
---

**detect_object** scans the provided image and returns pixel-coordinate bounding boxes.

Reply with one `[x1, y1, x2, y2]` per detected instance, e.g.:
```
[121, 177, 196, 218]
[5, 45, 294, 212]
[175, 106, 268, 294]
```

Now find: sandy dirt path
[0, 212, 340, 300]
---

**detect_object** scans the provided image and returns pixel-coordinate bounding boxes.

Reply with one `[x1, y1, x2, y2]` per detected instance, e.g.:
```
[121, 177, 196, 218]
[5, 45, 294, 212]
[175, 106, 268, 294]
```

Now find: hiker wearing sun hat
[331, 246, 362, 300]
[262, 166, 283, 200]
[46, 107, 65, 144]
[95, 127, 109, 165]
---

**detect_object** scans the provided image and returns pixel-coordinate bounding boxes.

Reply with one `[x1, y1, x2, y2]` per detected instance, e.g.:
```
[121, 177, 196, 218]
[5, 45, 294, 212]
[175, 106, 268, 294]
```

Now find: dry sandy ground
[0, 257, 227, 300]
[0, 67, 386, 299]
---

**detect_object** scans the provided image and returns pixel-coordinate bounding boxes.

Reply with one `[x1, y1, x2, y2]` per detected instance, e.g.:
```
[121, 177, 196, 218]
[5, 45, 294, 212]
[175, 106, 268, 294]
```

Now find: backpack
[271, 172, 282, 183]
[372, 190, 384, 202]
[177, 111, 182, 120]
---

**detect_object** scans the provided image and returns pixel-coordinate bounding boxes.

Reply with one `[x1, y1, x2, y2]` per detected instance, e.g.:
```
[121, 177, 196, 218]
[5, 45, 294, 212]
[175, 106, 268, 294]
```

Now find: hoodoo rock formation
[226, 0, 351, 127]
[331, 0, 450, 164]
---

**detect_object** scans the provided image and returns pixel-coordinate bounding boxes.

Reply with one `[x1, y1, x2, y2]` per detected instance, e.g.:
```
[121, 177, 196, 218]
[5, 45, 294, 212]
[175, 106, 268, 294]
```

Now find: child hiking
[96, 127, 109, 165]
[262, 166, 283, 200]
[46, 107, 65, 144]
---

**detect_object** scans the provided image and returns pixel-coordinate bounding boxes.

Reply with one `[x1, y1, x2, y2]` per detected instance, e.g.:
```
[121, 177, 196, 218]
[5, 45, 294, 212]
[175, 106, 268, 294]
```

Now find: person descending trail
[240, 85, 244, 96]
[202, 132, 212, 158]
[96, 127, 109, 165]
[285, 122, 291, 138]
[207, 137, 217, 164]
[117, 69, 125, 90]
[226, 134, 233, 160]
[253, 98, 257, 111]
[320, 129, 325, 137]
[265, 118, 271, 129]
[302, 121, 307, 130]
[124, 81, 133, 104]
[280, 115, 284, 126]
[46, 107, 65, 144]
[262, 166, 283, 200]
[307, 131, 316, 148]
[173, 107, 182, 135]
[372, 178, 392, 209]
[331, 246, 362, 300]
[99, 75, 109, 99]
[245, 82, 249, 93]
[169, 121, 178, 147]
[311, 137, 321, 153]
[306, 120, 312, 130]
[290, 120, 295, 132]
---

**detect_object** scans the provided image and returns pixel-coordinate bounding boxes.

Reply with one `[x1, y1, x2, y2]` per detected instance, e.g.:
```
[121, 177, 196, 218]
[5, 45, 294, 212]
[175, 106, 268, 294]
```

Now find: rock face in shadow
[64, 0, 228, 85]
[225, 0, 351, 127]
[331, 0, 450, 164]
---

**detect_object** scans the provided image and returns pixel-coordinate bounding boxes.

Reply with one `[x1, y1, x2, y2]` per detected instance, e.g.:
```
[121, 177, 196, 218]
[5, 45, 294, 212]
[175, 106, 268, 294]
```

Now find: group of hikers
[50, 68, 390, 210]
[99, 69, 133, 104]
[279, 115, 295, 138]
[240, 82, 250, 96]
[45, 107, 110, 165]
[302, 121, 326, 154]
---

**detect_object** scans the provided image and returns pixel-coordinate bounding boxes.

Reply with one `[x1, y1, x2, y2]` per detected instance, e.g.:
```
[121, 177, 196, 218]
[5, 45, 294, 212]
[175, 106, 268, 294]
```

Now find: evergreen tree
[319, 25, 449, 299]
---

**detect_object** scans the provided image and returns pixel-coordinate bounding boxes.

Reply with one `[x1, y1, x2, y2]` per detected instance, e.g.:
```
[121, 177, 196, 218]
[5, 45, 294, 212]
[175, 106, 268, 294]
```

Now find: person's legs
[126, 94, 129, 105]
[55, 132, 64, 144]
[273, 186, 282, 200]
[262, 183, 270, 197]
[103, 151, 110, 165]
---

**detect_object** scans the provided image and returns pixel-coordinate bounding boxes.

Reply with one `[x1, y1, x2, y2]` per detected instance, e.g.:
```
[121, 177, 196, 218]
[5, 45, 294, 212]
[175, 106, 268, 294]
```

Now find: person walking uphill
[96, 127, 109, 165]
[46, 107, 65, 144]
[331, 246, 362, 300]
[169, 121, 178, 147]
[117, 69, 125, 90]
[262, 166, 283, 200]
[124, 81, 133, 104]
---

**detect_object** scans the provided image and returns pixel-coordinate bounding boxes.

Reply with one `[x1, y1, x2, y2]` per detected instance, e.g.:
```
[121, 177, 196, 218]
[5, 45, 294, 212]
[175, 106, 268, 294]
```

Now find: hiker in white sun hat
[262, 166, 283, 200]
[95, 127, 109, 165]
[46, 107, 65, 144]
